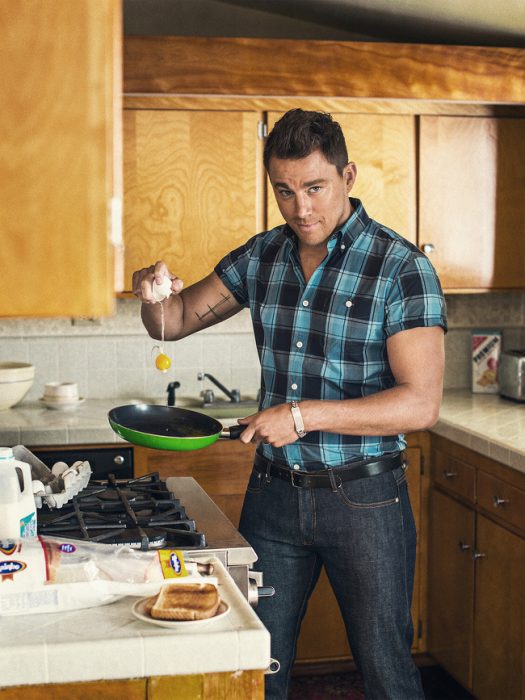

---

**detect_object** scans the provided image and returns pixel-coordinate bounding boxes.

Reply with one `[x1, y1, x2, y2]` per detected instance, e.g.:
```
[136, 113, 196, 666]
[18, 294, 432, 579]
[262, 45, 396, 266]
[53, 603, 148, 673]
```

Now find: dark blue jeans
[239, 459, 424, 700]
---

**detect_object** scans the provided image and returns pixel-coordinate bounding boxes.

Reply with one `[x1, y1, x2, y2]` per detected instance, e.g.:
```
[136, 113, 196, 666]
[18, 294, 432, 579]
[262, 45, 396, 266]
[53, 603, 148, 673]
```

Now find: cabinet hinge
[417, 619, 423, 639]
[257, 121, 268, 140]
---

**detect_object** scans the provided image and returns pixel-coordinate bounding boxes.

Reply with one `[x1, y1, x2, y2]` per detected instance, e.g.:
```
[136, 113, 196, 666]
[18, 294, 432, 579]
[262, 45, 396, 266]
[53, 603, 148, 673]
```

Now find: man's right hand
[132, 260, 184, 304]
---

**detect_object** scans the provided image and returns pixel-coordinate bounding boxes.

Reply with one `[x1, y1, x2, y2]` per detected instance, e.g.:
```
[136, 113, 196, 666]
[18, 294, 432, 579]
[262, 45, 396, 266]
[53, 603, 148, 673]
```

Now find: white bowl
[43, 381, 79, 399]
[0, 362, 35, 410]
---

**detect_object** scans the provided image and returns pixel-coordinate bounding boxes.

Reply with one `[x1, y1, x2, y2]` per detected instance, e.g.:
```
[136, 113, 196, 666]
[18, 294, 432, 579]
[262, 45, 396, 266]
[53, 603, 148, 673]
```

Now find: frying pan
[108, 404, 245, 452]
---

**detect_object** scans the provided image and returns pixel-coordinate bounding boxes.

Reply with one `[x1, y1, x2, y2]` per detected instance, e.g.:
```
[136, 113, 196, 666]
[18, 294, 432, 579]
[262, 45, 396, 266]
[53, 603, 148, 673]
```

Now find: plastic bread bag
[0, 536, 216, 616]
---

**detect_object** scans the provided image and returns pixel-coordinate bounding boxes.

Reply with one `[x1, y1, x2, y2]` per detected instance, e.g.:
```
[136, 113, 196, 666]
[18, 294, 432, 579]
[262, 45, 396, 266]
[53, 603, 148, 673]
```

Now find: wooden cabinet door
[0, 0, 122, 318]
[123, 110, 262, 290]
[266, 113, 416, 244]
[473, 515, 525, 700]
[295, 447, 422, 665]
[428, 489, 475, 690]
[420, 116, 525, 291]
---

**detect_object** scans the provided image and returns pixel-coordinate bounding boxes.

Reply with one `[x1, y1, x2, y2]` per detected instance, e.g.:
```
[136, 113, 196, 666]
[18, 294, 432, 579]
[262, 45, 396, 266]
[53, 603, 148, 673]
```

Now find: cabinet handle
[442, 470, 458, 479]
[493, 496, 509, 508]
[458, 541, 471, 551]
[473, 551, 486, 560]
[421, 243, 435, 254]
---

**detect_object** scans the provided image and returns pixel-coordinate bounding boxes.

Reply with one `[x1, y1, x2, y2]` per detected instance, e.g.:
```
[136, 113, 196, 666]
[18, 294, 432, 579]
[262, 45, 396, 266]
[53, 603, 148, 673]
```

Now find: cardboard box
[472, 330, 501, 393]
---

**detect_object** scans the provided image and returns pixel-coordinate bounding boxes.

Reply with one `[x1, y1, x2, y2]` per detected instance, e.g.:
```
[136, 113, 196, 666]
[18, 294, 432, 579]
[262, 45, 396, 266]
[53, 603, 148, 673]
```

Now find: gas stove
[36, 473, 263, 603]
[37, 472, 206, 550]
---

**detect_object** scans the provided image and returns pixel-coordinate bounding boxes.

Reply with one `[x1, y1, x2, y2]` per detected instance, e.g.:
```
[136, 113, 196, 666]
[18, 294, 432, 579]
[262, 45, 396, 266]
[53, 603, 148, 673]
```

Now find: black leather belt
[253, 453, 404, 489]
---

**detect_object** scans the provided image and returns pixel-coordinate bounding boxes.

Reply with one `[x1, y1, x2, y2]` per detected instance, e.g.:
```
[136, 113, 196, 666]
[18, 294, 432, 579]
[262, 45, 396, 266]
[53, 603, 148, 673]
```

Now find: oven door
[30, 446, 134, 480]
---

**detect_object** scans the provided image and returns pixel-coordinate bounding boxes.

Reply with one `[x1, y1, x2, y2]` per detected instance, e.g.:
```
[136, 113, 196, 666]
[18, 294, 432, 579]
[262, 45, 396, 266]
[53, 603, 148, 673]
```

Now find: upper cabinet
[123, 109, 262, 289]
[0, 0, 123, 318]
[419, 116, 525, 291]
[266, 112, 416, 244]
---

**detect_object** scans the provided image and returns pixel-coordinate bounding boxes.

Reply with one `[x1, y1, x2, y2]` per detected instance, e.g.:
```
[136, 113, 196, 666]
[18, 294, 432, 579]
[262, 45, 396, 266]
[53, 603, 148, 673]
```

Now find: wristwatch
[290, 400, 307, 438]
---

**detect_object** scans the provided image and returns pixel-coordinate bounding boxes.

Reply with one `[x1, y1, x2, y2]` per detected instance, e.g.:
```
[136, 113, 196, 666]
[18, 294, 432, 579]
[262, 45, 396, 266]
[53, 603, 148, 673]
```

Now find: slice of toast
[150, 582, 220, 621]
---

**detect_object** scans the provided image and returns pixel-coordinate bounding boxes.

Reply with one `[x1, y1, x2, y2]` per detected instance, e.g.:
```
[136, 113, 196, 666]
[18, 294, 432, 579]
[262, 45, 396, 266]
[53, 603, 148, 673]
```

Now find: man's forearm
[140, 294, 185, 341]
[300, 384, 442, 437]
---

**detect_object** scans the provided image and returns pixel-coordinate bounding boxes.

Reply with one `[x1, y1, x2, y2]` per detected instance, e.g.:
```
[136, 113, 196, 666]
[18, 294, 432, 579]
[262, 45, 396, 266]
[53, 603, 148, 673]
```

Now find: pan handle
[220, 424, 245, 440]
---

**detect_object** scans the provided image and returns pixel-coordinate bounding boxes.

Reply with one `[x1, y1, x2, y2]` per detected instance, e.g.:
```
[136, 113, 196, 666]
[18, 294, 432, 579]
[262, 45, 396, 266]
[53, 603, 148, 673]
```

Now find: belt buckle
[289, 469, 307, 488]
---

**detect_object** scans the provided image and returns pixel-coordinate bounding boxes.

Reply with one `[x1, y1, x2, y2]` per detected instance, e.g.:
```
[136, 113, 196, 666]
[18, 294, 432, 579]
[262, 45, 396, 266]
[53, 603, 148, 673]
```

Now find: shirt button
[296, 341, 303, 348]
[340, 244, 346, 251]
[293, 464, 301, 470]
[302, 300, 309, 307]
[345, 300, 353, 308]
[291, 383, 298, 391]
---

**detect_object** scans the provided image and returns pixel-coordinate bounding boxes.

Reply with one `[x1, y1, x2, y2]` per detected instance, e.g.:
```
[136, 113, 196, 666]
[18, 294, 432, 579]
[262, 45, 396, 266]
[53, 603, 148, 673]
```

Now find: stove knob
[113, 455, 125, 465]
[248, 576, 275, 607]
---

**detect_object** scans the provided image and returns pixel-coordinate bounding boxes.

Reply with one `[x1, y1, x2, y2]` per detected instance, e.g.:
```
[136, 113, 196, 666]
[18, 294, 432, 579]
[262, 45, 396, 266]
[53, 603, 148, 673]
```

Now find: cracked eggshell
[152, 276, 173, 302]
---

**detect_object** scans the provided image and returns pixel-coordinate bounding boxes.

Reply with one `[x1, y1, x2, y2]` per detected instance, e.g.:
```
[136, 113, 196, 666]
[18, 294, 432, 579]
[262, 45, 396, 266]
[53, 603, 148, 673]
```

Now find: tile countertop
[0, 558, 271, 688]
[0, 391, 524, 474]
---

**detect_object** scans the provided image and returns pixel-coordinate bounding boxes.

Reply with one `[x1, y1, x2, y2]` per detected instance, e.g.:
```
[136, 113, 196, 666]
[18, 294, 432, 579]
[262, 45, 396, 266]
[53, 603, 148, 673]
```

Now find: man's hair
[263, 109, 349, 175]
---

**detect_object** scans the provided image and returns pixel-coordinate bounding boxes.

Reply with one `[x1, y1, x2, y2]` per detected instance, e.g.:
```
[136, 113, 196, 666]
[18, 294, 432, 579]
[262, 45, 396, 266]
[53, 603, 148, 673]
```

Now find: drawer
[478, 471, 525, 533]
[432, 449, 476, 503]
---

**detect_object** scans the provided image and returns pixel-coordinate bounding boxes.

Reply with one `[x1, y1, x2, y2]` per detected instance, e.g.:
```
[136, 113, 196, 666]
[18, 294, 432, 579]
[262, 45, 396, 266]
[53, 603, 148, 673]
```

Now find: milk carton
[472, 330, 501, 394]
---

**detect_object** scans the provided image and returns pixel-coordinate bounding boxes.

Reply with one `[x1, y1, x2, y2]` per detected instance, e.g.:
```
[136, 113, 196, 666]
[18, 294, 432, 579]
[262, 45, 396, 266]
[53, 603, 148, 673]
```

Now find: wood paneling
[266, 113, 416, 243]
[123, 109, 262, 290]
[124, 37, 525, 104]
[419, 116, 525, 290]
[0, 0, 122, 318]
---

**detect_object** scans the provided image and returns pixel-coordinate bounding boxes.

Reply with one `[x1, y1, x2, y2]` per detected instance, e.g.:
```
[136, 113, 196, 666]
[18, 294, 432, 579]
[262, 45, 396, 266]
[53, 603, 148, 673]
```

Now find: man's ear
[344, 162, 357, 192]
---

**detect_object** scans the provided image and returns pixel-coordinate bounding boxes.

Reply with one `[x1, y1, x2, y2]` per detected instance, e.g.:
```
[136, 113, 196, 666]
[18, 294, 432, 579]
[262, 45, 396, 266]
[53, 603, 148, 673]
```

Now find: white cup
[44, 382, 79, 401]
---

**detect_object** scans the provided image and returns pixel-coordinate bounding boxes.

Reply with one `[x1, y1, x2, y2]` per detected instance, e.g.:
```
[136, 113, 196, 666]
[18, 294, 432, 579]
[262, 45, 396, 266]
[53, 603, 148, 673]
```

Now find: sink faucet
[197, 372, 240, 403]
[166, 381, 181, 407]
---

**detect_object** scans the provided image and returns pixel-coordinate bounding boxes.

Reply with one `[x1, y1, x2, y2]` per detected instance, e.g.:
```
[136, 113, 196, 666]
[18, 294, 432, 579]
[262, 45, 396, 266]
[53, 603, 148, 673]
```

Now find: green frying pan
[108, 404, 245, 451]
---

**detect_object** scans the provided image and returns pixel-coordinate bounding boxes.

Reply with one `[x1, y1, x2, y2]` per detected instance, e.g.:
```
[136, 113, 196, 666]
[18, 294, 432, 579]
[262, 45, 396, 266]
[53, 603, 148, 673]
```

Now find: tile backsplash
[1, 293, 524, 404]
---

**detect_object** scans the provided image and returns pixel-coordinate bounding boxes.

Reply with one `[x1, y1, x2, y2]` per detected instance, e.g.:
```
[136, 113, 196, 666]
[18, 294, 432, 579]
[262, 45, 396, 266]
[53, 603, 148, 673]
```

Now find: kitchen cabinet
[134, 432, 428, 671]
[266, 113, 417, 244]
[123, 109, 263, 290]
[0, 0, 123, 318]
[428, 435, 525, 699]
[419, 116, 525, 291]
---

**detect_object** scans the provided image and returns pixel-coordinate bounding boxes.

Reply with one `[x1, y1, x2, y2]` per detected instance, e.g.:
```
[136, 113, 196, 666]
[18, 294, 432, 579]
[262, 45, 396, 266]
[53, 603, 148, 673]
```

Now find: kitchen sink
[167, 397, 259, 421]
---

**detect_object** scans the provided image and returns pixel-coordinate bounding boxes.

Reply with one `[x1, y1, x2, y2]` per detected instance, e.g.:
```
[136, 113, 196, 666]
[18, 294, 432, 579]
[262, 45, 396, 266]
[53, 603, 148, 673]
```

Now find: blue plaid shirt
[215, 198, 447, 470]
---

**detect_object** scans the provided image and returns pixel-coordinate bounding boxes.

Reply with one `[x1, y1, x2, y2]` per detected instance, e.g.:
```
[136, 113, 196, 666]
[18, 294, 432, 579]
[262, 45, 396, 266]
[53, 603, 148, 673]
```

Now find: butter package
[472, 330, 501, 393]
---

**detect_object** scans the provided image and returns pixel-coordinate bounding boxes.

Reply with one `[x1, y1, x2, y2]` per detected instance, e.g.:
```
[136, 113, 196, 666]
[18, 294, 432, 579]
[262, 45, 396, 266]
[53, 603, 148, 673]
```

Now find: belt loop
[264, 458, 272, 484]
[327, 467, 342, 493]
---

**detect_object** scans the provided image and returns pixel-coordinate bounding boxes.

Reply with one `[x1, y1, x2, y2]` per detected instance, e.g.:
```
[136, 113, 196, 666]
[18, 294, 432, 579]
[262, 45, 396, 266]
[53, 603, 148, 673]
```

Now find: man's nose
[295, 193, 311, 218]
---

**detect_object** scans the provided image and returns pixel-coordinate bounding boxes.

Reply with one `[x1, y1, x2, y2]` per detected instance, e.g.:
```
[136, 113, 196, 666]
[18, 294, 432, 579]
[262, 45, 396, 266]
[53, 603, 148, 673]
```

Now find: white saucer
[39, 397, 86, 411]
[132, 596, 230, 629]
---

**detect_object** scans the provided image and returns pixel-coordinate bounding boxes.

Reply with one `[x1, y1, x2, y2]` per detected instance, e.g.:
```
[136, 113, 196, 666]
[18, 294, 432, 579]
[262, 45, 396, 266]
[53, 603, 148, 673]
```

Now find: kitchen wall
[1, 292, 524, 405]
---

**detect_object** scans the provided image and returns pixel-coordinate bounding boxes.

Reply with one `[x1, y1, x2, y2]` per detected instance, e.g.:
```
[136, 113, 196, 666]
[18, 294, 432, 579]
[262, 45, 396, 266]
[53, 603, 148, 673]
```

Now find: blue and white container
[0, 447, 37, 539]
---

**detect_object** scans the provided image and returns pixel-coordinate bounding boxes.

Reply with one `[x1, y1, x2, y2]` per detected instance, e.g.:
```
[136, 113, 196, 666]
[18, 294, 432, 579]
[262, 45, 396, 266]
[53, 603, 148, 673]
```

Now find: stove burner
[37, 472, 207, 550]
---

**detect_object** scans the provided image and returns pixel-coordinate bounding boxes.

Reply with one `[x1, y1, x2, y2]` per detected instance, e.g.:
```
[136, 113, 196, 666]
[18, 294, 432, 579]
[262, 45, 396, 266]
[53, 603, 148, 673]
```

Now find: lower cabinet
[134, 433, 428, 670]
[428, 436, 525, 700]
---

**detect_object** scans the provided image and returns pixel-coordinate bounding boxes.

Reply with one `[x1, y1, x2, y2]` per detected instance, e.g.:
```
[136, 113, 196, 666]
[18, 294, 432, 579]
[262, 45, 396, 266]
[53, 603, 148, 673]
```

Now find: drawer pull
[442, 470, 458, 479]
[493, 496, 509, 508]
[473, 551, 486, 560]
[458, 541, 471, 551]
[113, 455, 125, 465]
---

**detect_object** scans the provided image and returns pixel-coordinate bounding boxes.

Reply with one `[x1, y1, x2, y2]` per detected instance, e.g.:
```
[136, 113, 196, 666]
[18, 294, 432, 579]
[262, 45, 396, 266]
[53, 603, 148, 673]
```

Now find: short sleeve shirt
[215, 198, 447, 470]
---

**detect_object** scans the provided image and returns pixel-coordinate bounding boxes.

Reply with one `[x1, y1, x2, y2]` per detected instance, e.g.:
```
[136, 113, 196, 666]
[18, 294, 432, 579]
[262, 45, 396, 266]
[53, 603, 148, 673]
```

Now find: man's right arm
[132, 261, 242, 341]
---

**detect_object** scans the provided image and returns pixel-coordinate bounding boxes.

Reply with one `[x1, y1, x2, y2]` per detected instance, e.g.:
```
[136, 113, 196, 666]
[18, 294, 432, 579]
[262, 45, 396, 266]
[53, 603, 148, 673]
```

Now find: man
[133, 109, 447, 699]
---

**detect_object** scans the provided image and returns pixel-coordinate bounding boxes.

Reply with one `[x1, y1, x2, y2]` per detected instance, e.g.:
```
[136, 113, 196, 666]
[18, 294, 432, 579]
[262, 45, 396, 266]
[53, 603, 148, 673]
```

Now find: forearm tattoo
[195, 293, 232, 323]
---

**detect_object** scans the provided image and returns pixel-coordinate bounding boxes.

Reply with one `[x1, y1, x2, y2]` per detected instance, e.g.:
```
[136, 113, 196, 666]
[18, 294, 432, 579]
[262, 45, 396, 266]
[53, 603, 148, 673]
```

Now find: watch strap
[290, 400, 307, 438]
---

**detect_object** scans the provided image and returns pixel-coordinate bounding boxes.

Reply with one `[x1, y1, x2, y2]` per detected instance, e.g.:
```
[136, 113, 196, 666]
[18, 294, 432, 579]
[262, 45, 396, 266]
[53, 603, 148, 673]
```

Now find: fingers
[132, 261, 184, 303]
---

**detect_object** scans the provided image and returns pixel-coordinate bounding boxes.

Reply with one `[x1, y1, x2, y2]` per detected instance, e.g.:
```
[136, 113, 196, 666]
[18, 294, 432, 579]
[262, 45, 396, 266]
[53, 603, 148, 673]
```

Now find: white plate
[132, 595, 230, 629]
[39, 397, 85, 411]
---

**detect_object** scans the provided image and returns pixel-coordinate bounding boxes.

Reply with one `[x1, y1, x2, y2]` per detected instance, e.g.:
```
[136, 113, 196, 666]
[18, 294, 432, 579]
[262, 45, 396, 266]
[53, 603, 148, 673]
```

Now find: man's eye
[278, 189, 292, 198]
[309, 186, 322, 193]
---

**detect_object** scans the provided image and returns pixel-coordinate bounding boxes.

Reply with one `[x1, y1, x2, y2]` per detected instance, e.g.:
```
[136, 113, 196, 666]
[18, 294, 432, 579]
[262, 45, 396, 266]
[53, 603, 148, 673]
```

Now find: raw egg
[155, 353, 171, 372]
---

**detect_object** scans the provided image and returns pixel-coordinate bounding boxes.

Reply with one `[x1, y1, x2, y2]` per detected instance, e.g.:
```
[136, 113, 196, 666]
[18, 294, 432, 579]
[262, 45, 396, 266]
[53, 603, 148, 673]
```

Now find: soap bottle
[0, 447, 37, 540]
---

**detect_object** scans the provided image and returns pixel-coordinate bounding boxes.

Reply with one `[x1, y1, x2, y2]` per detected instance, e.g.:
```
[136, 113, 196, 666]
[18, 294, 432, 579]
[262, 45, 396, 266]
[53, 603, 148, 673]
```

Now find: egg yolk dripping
[153, 300, 171, 372]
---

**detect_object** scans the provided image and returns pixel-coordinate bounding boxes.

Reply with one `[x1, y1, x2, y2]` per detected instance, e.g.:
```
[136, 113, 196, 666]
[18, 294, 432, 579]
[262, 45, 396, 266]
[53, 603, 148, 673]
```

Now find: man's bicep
[178, 272, 243, 336]
[387, 326, 445, 399]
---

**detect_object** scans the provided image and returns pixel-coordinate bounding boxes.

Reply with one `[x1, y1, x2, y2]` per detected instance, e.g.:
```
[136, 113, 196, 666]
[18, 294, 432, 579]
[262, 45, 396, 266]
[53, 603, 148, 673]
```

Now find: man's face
[268, 149, 357, 250]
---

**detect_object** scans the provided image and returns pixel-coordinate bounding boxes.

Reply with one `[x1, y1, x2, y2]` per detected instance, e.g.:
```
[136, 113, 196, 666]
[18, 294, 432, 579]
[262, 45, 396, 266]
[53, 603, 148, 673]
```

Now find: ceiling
[124, 0, 525, 47]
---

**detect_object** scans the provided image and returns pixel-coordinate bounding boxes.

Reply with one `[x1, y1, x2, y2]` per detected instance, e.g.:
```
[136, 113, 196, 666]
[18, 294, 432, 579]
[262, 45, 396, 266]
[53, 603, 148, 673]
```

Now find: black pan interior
[109, 405, 223, 439]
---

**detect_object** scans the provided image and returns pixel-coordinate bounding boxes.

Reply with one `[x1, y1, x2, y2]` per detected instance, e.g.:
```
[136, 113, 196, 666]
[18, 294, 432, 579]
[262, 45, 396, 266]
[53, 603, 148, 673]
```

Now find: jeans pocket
[246, 467, 267, 494]
[335, 469, 401, 509]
